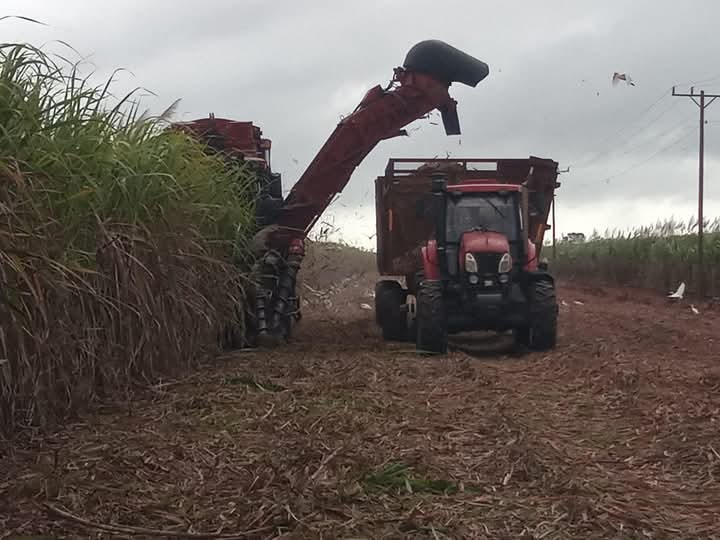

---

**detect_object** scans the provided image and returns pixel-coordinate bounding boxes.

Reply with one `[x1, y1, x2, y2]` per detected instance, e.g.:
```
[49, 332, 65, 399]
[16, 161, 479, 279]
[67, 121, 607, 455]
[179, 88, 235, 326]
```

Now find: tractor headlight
[498, 252, 512, 274]
[465, 252, 478, 273]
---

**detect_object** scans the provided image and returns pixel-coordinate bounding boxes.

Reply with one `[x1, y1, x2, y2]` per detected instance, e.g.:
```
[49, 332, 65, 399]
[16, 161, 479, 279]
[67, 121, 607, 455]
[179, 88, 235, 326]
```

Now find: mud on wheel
[515, 278, 558, 351]
[415, 279, 448, 354]
[375, 280, 408, 341]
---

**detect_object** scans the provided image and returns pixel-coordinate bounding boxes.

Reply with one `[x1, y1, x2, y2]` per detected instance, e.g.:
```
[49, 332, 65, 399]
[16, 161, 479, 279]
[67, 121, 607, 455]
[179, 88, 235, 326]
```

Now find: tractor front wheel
[516, 279, 558, 351]
[415, 279, 448, 354]
[375, 280, 408, 341]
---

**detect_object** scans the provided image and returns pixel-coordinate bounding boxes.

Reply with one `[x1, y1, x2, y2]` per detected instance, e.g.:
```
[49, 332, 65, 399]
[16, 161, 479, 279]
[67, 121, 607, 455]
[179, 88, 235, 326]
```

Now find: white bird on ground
[668, 282, 686, 299]
[691, 304, 700, 315]
[360, 303, 372, 311]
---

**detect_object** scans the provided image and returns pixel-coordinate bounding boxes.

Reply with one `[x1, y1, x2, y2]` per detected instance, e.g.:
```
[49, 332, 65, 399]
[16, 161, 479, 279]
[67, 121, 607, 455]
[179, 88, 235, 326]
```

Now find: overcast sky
[3, 0, 720, 248]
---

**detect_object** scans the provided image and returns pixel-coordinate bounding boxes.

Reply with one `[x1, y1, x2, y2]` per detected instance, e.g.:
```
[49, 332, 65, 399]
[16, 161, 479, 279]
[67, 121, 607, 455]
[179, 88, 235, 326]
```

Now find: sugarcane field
[3, 3, 720, 539]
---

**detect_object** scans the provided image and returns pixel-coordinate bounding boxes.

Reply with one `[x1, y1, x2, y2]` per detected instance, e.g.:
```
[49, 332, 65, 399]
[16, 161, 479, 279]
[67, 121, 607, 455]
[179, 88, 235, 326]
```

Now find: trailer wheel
[415, 279, 448, 354]
[520, 279, 558, 351]
[375, 280, 407, 341]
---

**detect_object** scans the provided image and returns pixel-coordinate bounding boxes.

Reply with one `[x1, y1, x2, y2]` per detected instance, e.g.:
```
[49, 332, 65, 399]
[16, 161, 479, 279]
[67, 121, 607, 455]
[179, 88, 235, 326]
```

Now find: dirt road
[3, 279, 720, 539]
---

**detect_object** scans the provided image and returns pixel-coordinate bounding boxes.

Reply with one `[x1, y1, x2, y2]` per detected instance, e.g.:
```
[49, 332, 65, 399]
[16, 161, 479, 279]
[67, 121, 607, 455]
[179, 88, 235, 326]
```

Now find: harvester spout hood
[403, 40, 490, 88]
[402, 40, 489, 135]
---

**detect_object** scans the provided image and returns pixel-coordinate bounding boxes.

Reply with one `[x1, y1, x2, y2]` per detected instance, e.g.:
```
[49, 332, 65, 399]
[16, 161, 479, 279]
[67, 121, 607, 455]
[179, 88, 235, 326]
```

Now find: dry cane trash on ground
[4, 266, 720, 539]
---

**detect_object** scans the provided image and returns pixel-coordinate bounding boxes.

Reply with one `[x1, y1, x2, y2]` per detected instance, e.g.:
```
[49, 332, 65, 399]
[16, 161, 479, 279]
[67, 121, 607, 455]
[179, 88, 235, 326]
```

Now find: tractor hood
[459, 230, 509, 256]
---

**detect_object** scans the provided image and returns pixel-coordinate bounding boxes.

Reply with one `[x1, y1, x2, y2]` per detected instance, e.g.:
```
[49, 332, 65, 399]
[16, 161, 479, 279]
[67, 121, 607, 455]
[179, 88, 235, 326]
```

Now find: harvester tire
[268, 172, 283, 200]
[375, 280, 407, 341]
[415, 279, 448, 354]
[518, 278, 558, 351]
[256, 196, 283, 227]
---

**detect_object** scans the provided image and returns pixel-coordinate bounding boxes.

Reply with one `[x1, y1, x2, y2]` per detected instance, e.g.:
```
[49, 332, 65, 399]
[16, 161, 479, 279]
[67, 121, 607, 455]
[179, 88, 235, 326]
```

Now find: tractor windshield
[445, 193, 519, 242]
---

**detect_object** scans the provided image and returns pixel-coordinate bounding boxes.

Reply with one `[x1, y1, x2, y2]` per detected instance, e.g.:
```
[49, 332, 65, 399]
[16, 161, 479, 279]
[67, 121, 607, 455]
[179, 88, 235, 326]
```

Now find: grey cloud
[3, 0, 720, 232]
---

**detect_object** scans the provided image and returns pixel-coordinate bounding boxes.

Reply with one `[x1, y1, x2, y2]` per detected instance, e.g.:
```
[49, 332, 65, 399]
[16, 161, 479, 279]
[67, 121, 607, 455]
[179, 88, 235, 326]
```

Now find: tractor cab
[443, 186, 524, 283]
[424, 176, 537, 287]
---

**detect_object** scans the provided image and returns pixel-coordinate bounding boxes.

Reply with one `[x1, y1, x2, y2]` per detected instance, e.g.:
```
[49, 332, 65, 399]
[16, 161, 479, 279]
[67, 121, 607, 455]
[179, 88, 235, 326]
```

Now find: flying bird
[612, 72, 636, 86]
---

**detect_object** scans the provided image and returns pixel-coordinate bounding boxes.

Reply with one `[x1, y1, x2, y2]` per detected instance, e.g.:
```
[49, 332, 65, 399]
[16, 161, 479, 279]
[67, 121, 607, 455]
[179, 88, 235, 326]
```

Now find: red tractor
[374, 158, 561, 354]
[173, 40, 491, 347]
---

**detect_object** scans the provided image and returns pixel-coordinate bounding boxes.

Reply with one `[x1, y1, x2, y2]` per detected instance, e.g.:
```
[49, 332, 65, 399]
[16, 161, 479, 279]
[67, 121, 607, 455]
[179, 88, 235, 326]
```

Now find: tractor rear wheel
[512, 325, 530, 348]
[375, 280, 407, 341]
[415, 279, 448, 354]
[516, 279, 558, 351]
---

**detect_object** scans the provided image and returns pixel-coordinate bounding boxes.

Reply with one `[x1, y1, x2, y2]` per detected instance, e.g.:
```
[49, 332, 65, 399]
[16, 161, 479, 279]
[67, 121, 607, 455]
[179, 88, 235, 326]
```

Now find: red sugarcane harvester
[173, 40, 491, 346]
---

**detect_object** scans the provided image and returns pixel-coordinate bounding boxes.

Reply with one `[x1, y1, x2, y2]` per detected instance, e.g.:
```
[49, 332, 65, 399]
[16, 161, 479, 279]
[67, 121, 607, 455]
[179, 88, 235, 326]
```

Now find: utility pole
[672, 86, 720, 298]
[552, 167, 568, 262]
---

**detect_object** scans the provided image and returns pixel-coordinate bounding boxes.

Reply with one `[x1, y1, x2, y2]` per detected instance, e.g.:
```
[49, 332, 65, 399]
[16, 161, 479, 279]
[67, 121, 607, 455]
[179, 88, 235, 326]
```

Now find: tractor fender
[421, 240, 441, 280]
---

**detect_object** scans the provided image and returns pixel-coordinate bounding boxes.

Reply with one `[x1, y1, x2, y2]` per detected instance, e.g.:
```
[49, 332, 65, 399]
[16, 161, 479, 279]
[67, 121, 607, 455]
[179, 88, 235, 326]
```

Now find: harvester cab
[169, 115, 283, 227]
[374, 158, 561, 354]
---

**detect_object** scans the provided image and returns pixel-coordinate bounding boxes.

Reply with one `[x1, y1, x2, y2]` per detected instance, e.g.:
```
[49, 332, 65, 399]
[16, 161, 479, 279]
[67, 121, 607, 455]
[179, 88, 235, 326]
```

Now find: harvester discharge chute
[250, 40, 489, 346]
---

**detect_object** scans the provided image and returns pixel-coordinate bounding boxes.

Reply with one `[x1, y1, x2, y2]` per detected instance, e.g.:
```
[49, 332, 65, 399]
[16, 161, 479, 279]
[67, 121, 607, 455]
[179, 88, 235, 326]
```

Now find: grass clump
[362, 463, 459, 495]
[0, 41, 259, 435]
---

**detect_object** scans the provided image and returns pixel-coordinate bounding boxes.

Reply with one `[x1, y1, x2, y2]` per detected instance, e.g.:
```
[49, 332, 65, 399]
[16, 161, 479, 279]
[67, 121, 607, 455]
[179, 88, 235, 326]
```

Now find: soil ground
[3, 264, 720, 539]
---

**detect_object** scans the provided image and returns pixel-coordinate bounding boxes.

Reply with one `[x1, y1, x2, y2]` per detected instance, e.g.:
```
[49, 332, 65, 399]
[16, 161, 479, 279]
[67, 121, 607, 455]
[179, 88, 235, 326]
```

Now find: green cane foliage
[0, 42, 259, 435]
[0, 43, 257, 254]
[554, 218, 720, 296]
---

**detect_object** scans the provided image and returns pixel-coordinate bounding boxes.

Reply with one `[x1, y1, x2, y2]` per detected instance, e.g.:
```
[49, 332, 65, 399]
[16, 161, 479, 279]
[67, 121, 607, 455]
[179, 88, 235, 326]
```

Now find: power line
[683, 73, 720, 88]
[569, 129, 692, 188]
[568, 74, 720, 170]
[568, 87, 673, 168]
[572, 98, 681, 169]
[617, 118, 694, 158]
[596, 134, 690, 183]
[567, 118, 716, 189]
